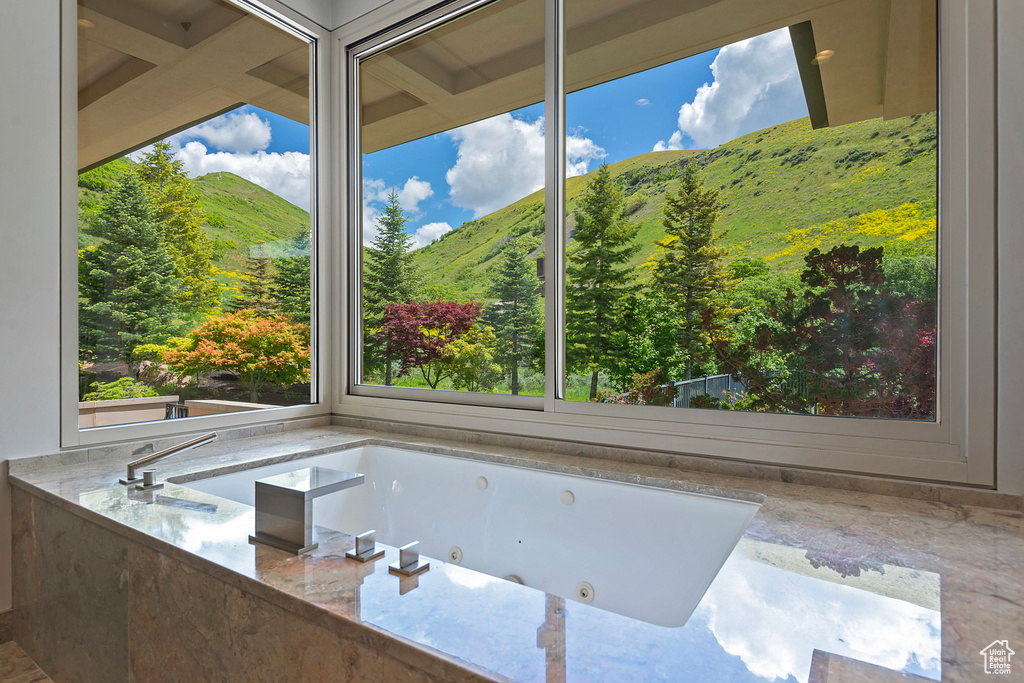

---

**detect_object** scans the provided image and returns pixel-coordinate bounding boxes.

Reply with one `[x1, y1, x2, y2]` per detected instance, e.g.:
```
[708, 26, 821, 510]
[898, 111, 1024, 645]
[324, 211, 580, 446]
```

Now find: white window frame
[60, 0, 335, 448]
[335, 0, 996, 486]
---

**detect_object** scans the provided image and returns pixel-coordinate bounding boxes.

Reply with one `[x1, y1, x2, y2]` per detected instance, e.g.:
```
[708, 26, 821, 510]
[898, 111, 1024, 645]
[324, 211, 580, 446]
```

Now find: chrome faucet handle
[388, 541, 429, 577]
[345, 530, 385, 563]
[133, 469, 164, 492]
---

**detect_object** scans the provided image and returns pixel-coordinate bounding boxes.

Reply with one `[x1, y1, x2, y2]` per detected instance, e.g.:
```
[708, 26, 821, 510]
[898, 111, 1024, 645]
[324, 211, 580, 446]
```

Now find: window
[562, 1, 938, 420]
[70, 0, 319, 433]
[353, 0, 546, 405]
[344, 0, 994, 484]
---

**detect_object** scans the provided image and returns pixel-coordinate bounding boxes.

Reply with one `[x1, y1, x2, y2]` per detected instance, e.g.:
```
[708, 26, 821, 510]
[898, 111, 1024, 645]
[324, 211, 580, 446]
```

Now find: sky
[151, 27, 807, 249]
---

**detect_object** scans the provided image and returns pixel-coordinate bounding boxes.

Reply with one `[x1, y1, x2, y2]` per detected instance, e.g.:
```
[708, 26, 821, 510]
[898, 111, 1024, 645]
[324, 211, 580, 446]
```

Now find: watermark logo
[980, 640, 1015, 675]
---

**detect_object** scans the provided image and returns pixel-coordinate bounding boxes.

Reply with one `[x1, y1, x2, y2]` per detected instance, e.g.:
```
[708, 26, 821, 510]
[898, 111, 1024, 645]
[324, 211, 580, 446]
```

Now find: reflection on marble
[8, 426, 1024, 682]
[0, 641, 52, 683]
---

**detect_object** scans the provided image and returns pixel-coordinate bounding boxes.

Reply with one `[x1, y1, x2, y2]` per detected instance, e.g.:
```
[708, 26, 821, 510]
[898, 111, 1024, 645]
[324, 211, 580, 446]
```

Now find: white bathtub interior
[183, 445, 759, 627]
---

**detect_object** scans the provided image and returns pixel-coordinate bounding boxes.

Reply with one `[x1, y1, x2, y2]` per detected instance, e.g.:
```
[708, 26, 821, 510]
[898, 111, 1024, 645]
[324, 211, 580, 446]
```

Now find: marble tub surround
[7, 428, 1024, 681]
[332, 415, 1024, 512]
[0, 642, 52, 683]
[8, 414, 331, 477]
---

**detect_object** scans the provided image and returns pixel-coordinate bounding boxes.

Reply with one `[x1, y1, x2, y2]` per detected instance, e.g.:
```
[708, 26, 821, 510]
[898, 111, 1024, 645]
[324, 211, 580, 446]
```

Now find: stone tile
[11, 489, 130, 683]
[0, 641, 53, 683]
[127, 543, 496, 682]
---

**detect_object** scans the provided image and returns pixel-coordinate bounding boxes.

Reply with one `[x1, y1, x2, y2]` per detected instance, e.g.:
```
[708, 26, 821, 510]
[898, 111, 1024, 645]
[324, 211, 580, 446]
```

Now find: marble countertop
[9, 426, 1024, 682]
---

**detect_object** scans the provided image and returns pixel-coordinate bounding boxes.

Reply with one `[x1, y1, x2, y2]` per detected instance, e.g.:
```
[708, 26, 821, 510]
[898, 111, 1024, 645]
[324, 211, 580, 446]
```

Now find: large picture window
[352, 0, 939, 420]
[561, 0, 938, 419]
[342, 0, 993, 484]
[75, 0, 316, 429]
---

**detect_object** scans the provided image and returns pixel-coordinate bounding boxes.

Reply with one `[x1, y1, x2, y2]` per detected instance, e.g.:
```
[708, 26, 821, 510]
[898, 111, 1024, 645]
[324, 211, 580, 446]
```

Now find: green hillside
[78, 164, 308, 273]
[193, 171, 309, 270]
[411, 112, 937, 299]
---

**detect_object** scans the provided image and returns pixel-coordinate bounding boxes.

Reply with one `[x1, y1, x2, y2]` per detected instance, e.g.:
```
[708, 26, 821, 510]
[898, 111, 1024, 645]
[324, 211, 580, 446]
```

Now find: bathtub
[184, 445, 759, 627]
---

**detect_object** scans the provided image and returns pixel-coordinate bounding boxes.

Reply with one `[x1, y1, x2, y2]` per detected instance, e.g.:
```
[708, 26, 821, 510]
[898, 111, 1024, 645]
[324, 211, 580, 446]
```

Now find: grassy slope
[411, 112, 937, 299]
[78, 164, 309, 273]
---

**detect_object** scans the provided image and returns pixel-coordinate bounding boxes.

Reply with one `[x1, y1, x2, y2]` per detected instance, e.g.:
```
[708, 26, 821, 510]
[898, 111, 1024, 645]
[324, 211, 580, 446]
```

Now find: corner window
[74, 0, 317, 429]
[344, 0, 994, 484]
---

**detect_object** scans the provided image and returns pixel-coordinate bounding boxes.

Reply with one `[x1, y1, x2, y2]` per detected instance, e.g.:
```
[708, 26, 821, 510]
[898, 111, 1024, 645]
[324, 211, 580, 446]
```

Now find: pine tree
[486, 238, 540, 395]
[137, 140, 219, 316]
[566, 163, 641, 399]
[230, 244, 277, 318]
[364, 191, 418, 385]
[79, 172, 183, 367]
[273, 232, 312, 325]
[651, 163, 728, 380]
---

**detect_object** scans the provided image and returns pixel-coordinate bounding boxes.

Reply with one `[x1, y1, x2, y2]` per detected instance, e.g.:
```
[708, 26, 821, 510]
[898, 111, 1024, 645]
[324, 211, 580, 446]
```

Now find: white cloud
[654, 28, 808, 151]
[635, 98, 651, 107]
[410, 222, 452, 249]
[396, 176, 433, 214]
[361, 176, 438, 246]
[446, 113, 604, 218]
[697, 552, 941, 683]
[176, 141, 311, 210]
[188, 111, 272, 154]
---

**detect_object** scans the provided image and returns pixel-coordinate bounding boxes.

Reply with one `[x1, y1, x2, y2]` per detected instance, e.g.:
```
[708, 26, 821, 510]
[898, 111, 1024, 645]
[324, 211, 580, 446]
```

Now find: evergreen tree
[486, 238, 540, 395]
[79, 172, 183, 367]
[137, 140, 219, 316]
[566, 163, 641, 400]
[229, 244, 277, 317]
[364, 191, 418, 385]
[651, 163, 728, 380]
[273, 232, 312, 325]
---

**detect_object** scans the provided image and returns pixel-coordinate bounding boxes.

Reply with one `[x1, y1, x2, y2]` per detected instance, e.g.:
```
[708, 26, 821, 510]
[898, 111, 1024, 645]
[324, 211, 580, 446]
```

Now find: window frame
[336, 0, 996, 486]
[60, 0, 333, 448]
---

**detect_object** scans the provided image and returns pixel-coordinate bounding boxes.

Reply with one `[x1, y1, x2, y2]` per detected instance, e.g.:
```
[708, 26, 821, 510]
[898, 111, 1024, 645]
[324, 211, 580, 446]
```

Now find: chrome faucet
[119, 432, 218, 485]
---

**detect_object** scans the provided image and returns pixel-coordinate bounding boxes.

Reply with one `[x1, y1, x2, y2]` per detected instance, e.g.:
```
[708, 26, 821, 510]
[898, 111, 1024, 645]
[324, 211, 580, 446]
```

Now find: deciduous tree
[376, 301, 482, 389]
[163, 309, 310, 403]
[137, 141, 219, 316]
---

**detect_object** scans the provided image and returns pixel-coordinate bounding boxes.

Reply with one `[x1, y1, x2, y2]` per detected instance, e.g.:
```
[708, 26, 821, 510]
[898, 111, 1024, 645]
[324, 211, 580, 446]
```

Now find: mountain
[78, 164, 308, 273]
[411, 112, 937, 300]
[193, 172, 309, 270]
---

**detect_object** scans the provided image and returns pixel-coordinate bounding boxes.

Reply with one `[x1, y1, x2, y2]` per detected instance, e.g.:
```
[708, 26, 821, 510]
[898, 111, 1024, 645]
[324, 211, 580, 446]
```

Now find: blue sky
[161, 28, 806, 248]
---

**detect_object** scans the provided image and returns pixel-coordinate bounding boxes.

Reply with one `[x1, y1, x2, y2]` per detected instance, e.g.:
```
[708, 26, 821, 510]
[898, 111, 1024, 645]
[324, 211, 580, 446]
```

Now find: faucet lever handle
[345, 530, 384, 563]
[389, 540, 429, 577]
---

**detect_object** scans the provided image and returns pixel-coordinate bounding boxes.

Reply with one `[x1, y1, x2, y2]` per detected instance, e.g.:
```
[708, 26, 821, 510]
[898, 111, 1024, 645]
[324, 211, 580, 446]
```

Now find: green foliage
[229, 245, 277, 317]
[272, 234, 311, 325]
[727, 257, 771, 280]
[649, 163, 729, 379]
[364, 191, 419, 384]
[445, 326, 501, 393]
[566, 164, 641, 399]
[82, 377, 159, 401]
[882, 239, 937, 301]
[79, 172, 183, 366]
[486, 238, 541, 395]
[137, 141, 219, 316]
[164, 310, 310, 403]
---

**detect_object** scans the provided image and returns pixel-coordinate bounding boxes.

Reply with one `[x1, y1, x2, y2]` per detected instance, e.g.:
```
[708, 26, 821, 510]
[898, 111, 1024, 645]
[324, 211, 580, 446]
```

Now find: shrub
[82, 377, 159, 401]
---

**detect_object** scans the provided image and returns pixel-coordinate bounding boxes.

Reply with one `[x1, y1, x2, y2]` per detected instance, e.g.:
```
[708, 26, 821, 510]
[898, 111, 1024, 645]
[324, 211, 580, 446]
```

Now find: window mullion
[544, 0, 566, 409]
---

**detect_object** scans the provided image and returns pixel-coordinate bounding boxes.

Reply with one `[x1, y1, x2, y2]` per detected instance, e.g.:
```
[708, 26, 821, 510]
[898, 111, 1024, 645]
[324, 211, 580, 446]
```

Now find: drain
[448, 546, 463, 564]
[576, 581, 595, 603]
[560, 490, 575, 505]
[503, 574, 524, 585]
[476, 476, 488, 490]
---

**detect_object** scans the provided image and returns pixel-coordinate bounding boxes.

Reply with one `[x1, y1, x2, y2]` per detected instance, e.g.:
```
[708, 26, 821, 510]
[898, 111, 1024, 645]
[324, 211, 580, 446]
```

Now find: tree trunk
[590, 369, 599, 400]
[384, 354, 393, 386]
[511, 366, 519, 396]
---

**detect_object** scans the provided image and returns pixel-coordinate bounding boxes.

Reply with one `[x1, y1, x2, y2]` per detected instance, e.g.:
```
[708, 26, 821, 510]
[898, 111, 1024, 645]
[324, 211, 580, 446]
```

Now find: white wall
[997, 0, 1024, 497]
[0, 1, 63, 611]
